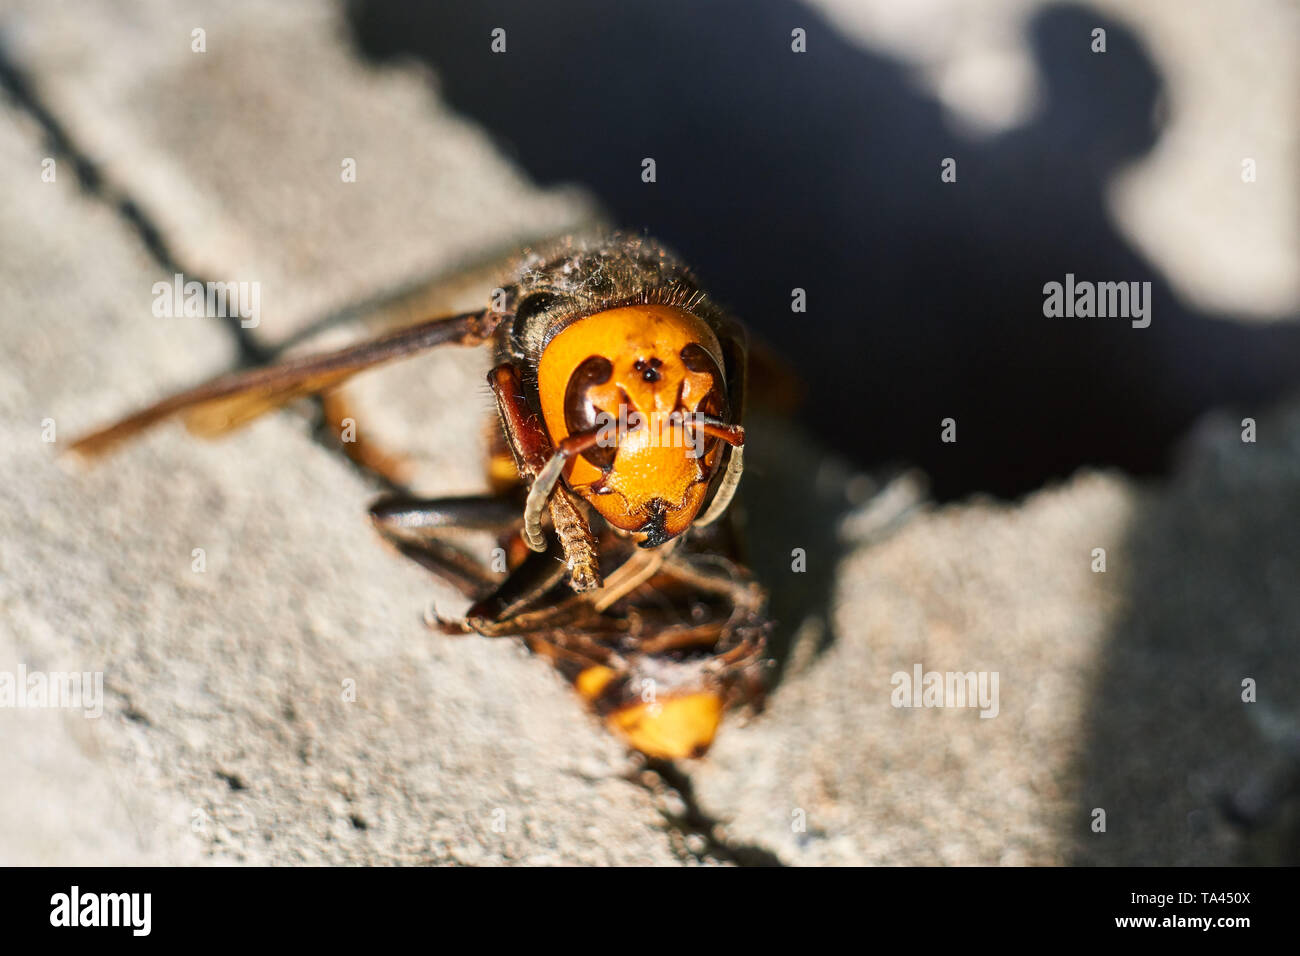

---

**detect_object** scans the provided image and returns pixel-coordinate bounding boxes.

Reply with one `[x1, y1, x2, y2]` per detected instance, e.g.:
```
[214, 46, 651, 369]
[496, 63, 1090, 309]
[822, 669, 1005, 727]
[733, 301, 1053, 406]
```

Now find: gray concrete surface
[0, 0, 597, 348]
[705, 447, 1300, 864]
[1, 0, 1296, 865]
[808, 0, 1300, 319]
[0, 100, 677, 866]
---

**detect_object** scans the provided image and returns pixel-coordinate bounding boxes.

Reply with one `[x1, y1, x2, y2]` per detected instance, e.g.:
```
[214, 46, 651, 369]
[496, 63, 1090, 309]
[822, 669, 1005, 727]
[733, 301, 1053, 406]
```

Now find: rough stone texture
[701, 471, 1131, 865]
[703, 440, 1300, 865]
[1, 0, 1296, 867]
[0, 0, 598, 348]
[0, 104, 678, 866]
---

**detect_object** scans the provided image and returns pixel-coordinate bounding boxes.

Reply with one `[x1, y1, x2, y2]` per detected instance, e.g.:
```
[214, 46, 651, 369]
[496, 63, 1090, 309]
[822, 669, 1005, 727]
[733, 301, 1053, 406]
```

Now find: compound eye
[680, 343, 728, 458]
[516, 291, 563, 322]
[564, 355, 617, 470]
[680, 340, 729, 412]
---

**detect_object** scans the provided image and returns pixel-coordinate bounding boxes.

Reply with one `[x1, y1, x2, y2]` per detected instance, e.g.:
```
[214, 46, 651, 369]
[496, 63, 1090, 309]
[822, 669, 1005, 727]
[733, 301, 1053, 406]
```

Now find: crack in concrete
[0, 46, 782, 866]
[0, 47, 271, 368]
[0, 48, 390, 485]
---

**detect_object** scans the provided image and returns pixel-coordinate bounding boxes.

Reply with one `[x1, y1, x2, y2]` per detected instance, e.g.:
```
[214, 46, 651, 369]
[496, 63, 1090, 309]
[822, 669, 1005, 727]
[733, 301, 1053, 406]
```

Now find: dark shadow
[731, 411, 859, 685]
[346, 0, 1300, 503]
[345, 1, 1300, 764]
[1071, 409, 1300, 864]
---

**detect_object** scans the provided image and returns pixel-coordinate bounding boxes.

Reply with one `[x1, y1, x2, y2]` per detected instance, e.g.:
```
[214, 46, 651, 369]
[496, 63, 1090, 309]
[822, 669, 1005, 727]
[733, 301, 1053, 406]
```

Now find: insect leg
[657, 551, 766, 620]
[321, 390, 414, 487]
[371, 493, 614, 654]
[369, 493, 524, 596]
[487, 363, 602, 592]
[638, 548, 771, 701]
[454, 540, 625, 658]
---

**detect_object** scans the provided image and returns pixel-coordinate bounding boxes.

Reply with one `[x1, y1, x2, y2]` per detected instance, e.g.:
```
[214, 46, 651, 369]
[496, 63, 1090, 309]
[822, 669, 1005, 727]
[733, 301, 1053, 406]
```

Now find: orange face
[536, 305, 728, 547]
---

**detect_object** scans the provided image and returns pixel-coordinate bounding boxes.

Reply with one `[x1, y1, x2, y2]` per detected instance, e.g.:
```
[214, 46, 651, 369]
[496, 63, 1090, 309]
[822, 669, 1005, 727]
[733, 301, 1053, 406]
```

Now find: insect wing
[68, 308, 502, 458]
